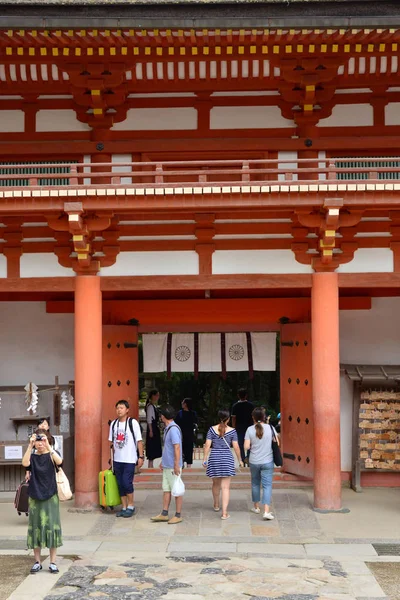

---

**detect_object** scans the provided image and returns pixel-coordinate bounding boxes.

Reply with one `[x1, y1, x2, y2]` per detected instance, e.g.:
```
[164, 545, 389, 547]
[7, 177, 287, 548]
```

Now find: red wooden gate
[280, 323, 314, 478]
[101, 325, 139, 470]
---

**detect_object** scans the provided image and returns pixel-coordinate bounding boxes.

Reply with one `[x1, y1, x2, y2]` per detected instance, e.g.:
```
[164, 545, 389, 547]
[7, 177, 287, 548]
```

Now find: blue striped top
[206, 427, 238, 478]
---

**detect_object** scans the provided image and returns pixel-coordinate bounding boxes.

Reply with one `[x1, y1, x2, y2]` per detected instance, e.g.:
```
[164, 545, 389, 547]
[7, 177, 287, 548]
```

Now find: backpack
[111, 418, 137, 449]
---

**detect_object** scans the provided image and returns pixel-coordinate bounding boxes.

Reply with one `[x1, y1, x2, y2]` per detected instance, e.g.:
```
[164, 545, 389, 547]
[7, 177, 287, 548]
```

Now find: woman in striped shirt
[203, 409, 243, 520]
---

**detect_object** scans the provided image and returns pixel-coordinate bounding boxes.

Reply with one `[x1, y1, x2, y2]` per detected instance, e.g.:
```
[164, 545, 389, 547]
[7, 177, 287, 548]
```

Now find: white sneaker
[251, 507, 261, 514]
[263, 512, 275, 520]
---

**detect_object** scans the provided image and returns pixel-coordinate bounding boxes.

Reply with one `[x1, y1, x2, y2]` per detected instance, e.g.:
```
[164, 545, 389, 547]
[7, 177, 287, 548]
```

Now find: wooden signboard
[352, 385, 400, 491]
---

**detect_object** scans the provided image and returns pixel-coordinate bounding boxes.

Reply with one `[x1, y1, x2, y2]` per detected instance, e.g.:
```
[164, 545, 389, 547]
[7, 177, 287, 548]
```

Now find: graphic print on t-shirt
[115, 428, 127, 449]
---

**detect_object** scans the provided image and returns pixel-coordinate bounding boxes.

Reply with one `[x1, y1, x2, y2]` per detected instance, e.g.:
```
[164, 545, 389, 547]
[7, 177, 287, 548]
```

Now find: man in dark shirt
[231, 388, 254, 464]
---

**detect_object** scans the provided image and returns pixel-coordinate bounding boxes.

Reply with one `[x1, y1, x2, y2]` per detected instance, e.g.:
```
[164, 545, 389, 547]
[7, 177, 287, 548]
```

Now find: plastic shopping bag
[171, 474, 185, 497]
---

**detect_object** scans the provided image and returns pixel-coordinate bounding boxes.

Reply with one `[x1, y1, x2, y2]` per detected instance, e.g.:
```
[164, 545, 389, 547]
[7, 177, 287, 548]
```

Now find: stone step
[134, 480, 313, 490]
[134, 468, 313, 489]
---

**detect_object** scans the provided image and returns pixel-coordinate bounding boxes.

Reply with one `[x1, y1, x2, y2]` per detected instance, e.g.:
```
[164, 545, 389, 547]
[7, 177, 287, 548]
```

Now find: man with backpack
[109, 400, 144, 518]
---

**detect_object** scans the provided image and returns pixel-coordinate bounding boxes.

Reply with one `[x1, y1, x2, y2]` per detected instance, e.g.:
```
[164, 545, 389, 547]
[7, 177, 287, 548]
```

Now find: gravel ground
[0, 556, 33, 600]
[367, 562, 400, 600]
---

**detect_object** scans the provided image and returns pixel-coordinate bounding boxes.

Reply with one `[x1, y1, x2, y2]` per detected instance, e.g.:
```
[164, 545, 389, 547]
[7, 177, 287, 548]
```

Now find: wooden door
[280, 323, 314, 478]
[102, 325, 139, 470]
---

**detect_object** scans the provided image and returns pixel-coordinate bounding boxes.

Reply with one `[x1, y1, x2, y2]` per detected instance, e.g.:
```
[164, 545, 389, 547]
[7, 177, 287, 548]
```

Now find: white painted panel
[318, 104, 373, 127]
[212, 91, 280, 97]
[340, 297, 400, 364]
[210, 106, 294, 129]
[0, 254, 6, 277]
[83, 154, 91, 185]
[212, 250, 313, 274]
[335, 88, 372, 94]
[36, 109, 90, 132]
[112, 153, 132, 184]
[0, 302, 74, 386]
[100, 251, 199, 276]
[278, 150, 298, 181]
[385, 103, 400, 126]
[21, 253, 74, 277]
[0, 110, 24, 132]
[336, 248, 393, 273]
[340, 374, 353, 471]
[318, 150, 327, 180]
[112, 108, 197, 131]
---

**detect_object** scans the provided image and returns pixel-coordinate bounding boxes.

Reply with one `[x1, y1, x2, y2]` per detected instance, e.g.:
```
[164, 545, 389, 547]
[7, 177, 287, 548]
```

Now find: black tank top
[28, 452, 57, 501]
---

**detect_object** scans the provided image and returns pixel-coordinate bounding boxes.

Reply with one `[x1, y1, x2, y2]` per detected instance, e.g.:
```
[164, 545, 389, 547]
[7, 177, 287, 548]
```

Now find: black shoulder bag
[269, 425, 283, 467]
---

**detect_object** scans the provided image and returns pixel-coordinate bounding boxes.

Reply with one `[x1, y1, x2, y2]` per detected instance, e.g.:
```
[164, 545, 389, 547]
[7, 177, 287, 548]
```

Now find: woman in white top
[244, 407, 279, 521]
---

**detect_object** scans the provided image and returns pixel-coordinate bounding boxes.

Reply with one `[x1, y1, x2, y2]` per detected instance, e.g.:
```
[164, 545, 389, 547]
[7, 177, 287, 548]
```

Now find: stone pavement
[1, 487, 400, 600]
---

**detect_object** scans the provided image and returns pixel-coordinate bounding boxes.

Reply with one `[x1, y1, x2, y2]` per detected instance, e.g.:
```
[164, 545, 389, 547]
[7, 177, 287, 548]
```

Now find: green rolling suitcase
[99, 468, 121, 510]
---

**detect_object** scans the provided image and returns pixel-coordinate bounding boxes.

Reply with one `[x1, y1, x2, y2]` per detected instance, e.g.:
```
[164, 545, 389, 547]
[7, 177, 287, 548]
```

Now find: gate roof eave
[341, 363, 400, 383]
[0, 0, 399, 29]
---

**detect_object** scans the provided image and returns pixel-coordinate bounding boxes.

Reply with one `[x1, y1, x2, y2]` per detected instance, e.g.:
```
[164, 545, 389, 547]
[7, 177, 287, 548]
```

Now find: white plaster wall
[340, 297, 400, 364]
[100, 251, 199, 276]
[278, 151, 298, 181]
[0, 302, 74, 386]
[83, 154, 91, 185]
[212, 250, 314, 274]
[336, 248, 393, 273]
[0, 110, 24, 132]
[318, 104, 374, 127]
[36, 109, 90, 132]
[112, 153, 132, 184]
[385, 103, 400, 126]
[210, 106, 294, 129]
[112, 108, 197, 131]
[20, 254, 74, 278]
[0, 254, 7, 277]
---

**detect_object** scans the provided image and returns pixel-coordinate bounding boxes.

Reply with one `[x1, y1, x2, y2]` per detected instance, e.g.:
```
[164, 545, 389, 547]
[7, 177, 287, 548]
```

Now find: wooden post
[312, 272, 342, 510]
[74, 275, 102, 508]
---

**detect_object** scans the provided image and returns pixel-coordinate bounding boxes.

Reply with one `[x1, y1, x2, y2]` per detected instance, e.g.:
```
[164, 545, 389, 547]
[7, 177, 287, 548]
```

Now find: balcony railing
[0, 158, 399, 190]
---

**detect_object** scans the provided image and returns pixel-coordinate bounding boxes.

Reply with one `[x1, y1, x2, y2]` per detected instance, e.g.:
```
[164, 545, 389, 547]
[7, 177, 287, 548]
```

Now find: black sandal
[30, 561, 42, 574]
[49, 563, 59, 574]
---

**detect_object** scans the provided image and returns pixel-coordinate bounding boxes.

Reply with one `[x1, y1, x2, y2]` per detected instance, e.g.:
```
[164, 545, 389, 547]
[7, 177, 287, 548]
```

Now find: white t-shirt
[146, 404, 156, 425]
[108, 418, 142, 464]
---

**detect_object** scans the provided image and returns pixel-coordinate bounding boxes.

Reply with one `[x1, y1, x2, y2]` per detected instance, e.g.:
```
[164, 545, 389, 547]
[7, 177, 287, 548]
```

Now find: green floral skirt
[27, 494, 63, 549]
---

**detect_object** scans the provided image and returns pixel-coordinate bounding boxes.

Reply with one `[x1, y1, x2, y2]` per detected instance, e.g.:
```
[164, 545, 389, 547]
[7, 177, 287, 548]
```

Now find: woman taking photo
[175, 397, 198, 469]
[244, 407, 278, 521]
[22, 429, 63, 574]
[203, 409, 243, 520]
[37, 418, 60, 453]
[145, 389, 162, 468]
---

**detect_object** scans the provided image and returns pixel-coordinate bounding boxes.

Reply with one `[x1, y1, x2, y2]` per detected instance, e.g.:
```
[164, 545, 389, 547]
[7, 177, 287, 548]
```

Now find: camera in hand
[36, 434, 44, 441]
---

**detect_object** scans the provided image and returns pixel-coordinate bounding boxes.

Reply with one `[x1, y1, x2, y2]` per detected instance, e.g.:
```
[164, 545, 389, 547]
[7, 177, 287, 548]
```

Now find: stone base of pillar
[313, 507, 350, 514]
[74, 491, 99, 510]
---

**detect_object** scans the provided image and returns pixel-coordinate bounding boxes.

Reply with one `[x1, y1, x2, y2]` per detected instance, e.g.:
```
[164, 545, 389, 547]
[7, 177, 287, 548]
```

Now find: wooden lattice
[359, 390, 400, 470]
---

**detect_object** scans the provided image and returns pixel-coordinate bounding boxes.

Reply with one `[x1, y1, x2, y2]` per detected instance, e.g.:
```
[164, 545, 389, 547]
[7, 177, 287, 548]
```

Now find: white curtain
[170, 333, 195, 372]
[142, 332, 276, 373]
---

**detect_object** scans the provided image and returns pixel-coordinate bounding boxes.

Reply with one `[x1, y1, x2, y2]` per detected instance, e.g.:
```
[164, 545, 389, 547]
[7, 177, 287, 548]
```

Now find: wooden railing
[0, 158, 399, 189]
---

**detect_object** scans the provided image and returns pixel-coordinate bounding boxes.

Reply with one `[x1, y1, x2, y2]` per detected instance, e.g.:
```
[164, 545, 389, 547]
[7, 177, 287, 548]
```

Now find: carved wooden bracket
[60, 62, 130, 129]
[292, 200, 363, 272]
[272, 57, 345, 133]
[48, 203, 116, 273]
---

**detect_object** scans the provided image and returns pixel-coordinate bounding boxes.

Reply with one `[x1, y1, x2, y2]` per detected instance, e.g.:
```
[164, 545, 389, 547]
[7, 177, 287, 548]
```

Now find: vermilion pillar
[74, 275, 102, 508]
[311, 272, 342, 510]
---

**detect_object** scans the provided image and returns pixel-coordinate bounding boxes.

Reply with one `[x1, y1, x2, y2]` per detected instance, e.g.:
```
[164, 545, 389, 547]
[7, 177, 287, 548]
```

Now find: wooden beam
[0, 273, 398, 294]
[100, 274, 313, 291]
[1, 134, 400, 156]
[338, 273, 400, 288]
[0, 277, 75, 292]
